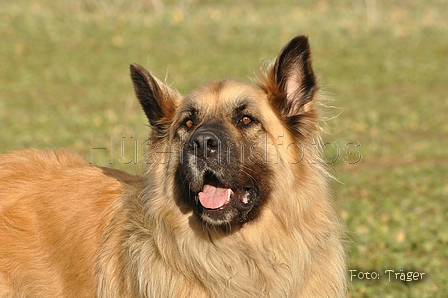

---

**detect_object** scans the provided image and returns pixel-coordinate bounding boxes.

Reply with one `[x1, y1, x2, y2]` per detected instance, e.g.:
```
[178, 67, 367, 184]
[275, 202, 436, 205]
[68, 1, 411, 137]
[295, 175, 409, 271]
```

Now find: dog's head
[131, 35, 320, 227]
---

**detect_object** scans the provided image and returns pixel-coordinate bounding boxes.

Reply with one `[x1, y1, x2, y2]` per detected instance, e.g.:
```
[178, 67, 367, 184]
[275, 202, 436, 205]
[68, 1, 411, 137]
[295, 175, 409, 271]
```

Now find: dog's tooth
[227, 189, 232, 202]
[242, 191, 250, 204]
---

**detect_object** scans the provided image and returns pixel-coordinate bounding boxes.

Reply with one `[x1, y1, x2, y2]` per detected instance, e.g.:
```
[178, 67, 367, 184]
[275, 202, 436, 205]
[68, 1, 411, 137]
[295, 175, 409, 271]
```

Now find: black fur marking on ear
[130, 63, 178, 139]
[130, 64, 164, 127]
[274, 35, 317, 118]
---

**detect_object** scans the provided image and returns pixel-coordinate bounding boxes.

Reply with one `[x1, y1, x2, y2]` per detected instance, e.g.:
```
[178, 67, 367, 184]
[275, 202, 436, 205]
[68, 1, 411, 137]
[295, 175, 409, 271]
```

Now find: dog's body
[0, 36, 346, 297]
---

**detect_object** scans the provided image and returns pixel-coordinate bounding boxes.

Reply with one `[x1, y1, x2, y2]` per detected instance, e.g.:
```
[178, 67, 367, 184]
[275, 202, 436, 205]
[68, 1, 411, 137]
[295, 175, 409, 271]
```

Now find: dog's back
[0, 149, 140, 297]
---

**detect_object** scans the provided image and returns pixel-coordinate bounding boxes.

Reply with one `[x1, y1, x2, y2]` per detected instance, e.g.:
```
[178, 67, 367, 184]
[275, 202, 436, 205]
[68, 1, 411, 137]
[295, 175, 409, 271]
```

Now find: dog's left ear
[271, 35, 317, 117]
[130, 64, 179, 137]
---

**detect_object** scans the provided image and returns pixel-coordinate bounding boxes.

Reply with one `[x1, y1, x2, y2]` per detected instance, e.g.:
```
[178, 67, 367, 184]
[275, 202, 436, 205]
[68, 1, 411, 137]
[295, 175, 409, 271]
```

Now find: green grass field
[1, 0, 447, 296]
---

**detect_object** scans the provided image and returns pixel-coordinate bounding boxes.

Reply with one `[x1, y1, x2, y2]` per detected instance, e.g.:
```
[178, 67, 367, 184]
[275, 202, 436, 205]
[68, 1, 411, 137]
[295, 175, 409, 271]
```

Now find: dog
[0, 35, 346, 297]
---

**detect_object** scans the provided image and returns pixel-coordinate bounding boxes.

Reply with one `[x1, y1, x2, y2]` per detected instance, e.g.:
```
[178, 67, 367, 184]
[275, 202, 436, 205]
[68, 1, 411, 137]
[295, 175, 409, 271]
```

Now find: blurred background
[0, 0, 447, 296]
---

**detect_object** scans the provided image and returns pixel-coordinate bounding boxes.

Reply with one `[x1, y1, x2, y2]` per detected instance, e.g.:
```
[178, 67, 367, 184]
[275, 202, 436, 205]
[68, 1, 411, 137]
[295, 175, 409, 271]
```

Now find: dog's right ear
[130, 63, 179, 137]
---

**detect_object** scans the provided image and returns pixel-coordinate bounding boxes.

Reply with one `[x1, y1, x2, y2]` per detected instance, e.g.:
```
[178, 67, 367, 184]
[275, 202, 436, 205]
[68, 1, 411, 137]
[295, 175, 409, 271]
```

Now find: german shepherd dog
[0, 36, 346, 297]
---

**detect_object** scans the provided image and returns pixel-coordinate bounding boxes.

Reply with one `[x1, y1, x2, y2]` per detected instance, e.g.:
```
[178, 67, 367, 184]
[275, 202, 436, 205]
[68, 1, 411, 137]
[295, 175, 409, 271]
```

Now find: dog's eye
[240, 116, 252, 125]
[185, 119, 194, 128]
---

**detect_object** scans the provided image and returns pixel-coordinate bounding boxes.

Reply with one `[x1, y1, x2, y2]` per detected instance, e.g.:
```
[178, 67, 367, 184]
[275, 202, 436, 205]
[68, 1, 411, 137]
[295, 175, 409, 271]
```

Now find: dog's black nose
[189, 129, 220, 157]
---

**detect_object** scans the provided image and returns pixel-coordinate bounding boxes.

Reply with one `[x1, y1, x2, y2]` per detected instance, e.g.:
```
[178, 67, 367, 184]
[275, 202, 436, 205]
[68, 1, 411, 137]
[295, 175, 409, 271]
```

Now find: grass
[1, 0, 447, 296]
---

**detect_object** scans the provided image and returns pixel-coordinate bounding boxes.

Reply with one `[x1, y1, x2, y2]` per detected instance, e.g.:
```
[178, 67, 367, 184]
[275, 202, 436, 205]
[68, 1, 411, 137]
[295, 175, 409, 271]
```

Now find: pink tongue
[198, 185, 232, 209]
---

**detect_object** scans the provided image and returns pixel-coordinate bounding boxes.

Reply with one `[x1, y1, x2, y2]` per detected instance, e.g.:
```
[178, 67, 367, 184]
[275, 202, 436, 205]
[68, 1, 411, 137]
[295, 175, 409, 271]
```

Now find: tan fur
[0, 36, 346, 297]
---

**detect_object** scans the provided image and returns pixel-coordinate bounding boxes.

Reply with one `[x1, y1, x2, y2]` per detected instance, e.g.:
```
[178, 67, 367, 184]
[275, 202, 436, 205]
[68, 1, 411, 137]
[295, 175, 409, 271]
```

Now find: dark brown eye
[185, 119, 194, 128]
[241, 116, 252, 125]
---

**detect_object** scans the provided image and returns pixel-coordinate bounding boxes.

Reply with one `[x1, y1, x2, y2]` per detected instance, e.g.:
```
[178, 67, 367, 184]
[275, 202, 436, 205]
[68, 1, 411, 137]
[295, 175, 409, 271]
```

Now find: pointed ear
[271, 35, 317, 117]
[130, 63, 179, 136]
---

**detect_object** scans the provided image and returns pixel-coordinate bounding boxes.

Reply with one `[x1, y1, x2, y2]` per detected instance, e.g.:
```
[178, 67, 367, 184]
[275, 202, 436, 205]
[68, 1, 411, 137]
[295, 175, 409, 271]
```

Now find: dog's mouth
[193, 170, 257, 226]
